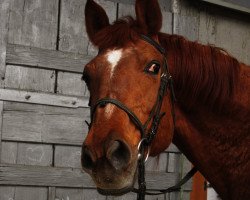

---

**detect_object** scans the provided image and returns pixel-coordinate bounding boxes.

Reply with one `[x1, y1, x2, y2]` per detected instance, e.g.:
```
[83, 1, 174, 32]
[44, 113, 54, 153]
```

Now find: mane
[92, 16, 240, 111]
[158, 33, 240, 111]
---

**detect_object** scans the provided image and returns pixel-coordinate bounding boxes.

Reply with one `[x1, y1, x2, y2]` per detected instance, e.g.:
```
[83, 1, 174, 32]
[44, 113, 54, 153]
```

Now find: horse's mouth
[97, 186, 133, 196]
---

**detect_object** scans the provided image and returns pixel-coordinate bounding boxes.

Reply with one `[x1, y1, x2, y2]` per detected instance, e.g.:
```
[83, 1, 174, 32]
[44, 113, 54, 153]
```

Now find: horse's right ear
[85, 0, 109, 45]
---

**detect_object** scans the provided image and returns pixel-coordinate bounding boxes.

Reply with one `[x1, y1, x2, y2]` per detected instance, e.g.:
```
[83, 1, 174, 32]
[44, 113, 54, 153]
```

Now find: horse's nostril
[81, 146, 94, 170]
[106, 140, 131, 170]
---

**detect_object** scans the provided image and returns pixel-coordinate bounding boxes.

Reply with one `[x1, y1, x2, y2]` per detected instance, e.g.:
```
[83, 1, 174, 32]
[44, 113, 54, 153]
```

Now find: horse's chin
[97, 186, 133, 196]
[95, 167, 138, 196]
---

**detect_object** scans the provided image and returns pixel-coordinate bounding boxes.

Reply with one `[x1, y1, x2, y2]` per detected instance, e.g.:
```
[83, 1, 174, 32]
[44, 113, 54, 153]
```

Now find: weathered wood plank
[8, 0, 58, 49]
[5, 65, 55, 92]
[6, 43, 92, 73]
[0, 101, 3, 162]
[17, 143, 53, 166]
[0, 164, 192, 190]
[48, 187, 56, 200]
[54, 145, 81, 168]
[6, 0, 58, 97]
[1, 142, 17, 164]
[0, 186, 15, 200]
[14, 187, 48, 200]
[57, 72, 88, 97]
[59, 0, 117, 55]
[107, 192, 137, 200]
[165, 143, 180, 153]
[56, 188, 106, 200]
[167, 153, 180, 173]
[0, 0, 10, 85]
[146, 153, 168, 172]
[2, 102, 90, 145]
[0, 88, 89, 108]
[118, 3, 135, 18]
[213, 15, 250, 64]
[1, 142, 53, 166]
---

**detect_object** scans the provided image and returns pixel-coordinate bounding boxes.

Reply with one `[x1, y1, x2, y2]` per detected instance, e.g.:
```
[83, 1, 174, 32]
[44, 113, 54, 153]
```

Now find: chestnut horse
[81, 0, 250, 199]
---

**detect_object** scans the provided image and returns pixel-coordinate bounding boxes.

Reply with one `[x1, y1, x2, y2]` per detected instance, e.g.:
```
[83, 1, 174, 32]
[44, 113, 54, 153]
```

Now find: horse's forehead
[105, 49, 123, 77]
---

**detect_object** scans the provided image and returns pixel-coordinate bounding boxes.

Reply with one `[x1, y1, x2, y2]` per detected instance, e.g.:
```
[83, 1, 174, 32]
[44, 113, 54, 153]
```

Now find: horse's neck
[172, 64, 250, 200]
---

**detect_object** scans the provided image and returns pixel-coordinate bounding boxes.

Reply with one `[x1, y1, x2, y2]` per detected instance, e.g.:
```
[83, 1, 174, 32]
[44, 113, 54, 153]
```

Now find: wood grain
[2, 102, 90, 145]
[8, 0, 58, 49]
[14, 186, 48, 200]
[1, 142, 53, 166]
[54, 145, 82, 168]
[57, 72, 88, 97]
[0, 101, 3, 163]
[0, 164, 192, 190]
[0, 88, 89, 108]
[56, 188, 106, 200]
[5, 65, 55, 92]
[0, 0, 10, 85]
[6, 43, 92, 73]
[0, 186, 15, 200]
[1, 142, 17, 164]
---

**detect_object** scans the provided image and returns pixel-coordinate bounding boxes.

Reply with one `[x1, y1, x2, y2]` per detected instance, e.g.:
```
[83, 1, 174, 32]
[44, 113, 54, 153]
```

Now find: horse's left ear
[85, 0, 110, 45]
[135, 0, 162, 35]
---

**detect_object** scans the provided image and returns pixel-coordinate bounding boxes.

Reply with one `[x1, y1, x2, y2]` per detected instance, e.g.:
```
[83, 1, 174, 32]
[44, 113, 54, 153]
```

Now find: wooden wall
[0, 0, 249, 200]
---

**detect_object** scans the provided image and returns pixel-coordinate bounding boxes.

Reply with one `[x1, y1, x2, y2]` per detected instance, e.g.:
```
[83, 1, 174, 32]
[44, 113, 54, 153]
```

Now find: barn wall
[0, 0, 249, 200]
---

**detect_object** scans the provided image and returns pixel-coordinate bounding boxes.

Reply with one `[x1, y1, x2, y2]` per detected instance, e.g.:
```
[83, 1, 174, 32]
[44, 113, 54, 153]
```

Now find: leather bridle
[85, 35, 197, 200]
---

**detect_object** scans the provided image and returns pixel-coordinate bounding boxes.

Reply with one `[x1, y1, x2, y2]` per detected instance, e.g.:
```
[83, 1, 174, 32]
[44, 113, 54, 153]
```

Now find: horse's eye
[145, 61, 161, 75]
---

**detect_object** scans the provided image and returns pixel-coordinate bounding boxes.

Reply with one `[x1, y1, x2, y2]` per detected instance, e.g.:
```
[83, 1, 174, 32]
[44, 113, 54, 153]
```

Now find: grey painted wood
[118, 3, 135, 18]
[0, 88, 89, 108]
[48, 187, 56, 200]
[0, 0, 10, 85]
[1, 142, 53, 166]
[166, 144, 180, 153]
[5, 65, 55, 92]
[6, 43, 92, 73]
[0, 164, 191, 190]
[57, 72, 88, 97]
[56, 188, 106, 200]
[14, 186, 48, 200]
[0, 101, 3, 163]
[59, 0, 88, 54]
[167, 153, 180, 173]
[17, 143, 53, 166]
[201, 0, 250, 13]
[173, 14, 199, 41]
[107, 192, 137, 200]
[212, 15, 250, 64]
[175, 0, 250, 65]
[146, 153, 168, 172]
[2, 102, 90, 145]
[8, 0, 58, 49]
[59, 0, 117, 56]
[54, 145, 82, 168]
[0, 186, 15, 200]
[1, 142, 17, 164]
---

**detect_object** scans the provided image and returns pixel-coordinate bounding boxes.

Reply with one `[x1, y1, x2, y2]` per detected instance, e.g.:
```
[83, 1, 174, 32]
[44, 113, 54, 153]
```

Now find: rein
[87, 35, 197, 200]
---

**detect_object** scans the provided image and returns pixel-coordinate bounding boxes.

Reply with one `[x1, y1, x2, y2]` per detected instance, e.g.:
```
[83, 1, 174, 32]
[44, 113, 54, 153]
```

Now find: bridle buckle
[137, 138, 150, 163]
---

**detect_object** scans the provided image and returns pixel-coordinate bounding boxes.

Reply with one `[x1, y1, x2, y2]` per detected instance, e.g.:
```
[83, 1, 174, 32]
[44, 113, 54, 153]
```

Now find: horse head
[81, 0, 174, 195]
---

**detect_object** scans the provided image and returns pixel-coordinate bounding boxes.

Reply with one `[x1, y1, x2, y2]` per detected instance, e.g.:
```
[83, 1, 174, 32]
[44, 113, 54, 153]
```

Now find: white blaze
[106, 49, 122, 78]
[104, 49, 123, 119]
[105, 104, 115, 119]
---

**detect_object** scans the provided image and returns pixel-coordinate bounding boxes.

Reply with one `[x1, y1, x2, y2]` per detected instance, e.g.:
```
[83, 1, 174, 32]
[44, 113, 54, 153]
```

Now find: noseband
[87, 35, 197, 200]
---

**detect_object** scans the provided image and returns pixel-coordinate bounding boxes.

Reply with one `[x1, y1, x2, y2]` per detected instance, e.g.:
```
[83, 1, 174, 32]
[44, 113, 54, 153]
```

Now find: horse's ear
[135, 0, 162, 35]
[85, 0, 109, 45]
